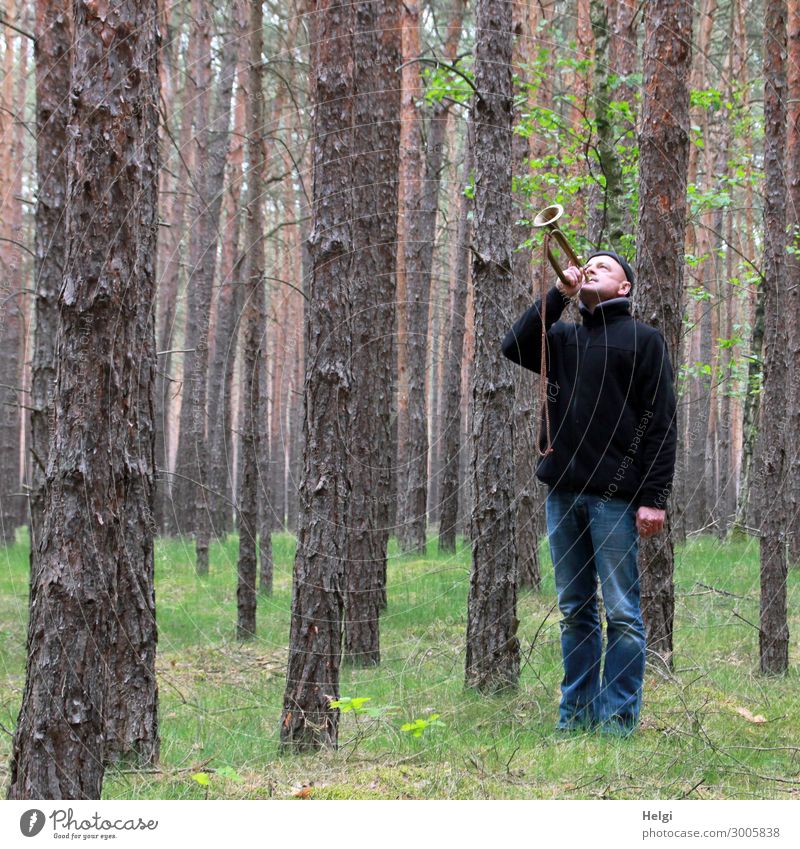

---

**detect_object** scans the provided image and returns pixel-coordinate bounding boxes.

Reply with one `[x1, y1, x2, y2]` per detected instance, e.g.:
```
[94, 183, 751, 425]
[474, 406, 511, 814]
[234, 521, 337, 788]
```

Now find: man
[501, 251, 677, 735]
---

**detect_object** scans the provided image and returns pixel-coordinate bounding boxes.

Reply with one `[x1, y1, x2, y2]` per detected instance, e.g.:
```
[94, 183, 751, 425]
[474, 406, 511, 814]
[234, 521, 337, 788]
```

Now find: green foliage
[400, 713, 446, 738]
[422, 62, 473, 107]
[330, 696, 399, 719]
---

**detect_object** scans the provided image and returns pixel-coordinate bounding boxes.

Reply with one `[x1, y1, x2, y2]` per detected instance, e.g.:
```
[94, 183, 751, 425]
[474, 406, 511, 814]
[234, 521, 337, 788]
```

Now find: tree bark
[756, 0, 790, 674]
[280, 0, 353, 749]
[437, 126, 473, 554]
[510, 0, 541, 589]
[9, 0, 159, 798]
[236, 0, 266, 641]
[28, 0, 70, 548]
[786, 0, 800, 563]
[634, 0, 692, 669]
[465, 0, 520, 693]
[344, 0, 401, 666]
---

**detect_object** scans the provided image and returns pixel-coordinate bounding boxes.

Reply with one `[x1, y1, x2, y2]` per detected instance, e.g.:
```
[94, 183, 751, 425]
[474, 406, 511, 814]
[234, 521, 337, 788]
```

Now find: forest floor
[1, 530, 799, 800]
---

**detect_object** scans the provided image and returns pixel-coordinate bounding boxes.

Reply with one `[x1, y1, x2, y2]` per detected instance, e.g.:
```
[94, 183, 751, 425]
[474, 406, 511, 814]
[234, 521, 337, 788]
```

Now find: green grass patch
[1, 529, 799, 799]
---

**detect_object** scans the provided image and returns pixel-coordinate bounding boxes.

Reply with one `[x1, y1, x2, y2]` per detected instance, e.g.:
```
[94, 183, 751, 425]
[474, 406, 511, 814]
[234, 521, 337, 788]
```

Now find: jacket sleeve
[635, 331, 678, 509]
[500, 286, 571, 373]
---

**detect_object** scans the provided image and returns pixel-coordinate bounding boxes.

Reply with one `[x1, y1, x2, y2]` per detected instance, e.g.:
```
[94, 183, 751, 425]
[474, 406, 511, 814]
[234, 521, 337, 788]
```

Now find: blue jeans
[546, 488, 646, 732]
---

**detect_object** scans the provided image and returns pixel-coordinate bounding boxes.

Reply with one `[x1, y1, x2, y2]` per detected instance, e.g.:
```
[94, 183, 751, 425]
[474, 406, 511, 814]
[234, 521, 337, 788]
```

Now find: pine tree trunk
[786, 0, 800, 563]
[756, 0, 790, 674]
[172, 1, 213, 567]
[236, 0, 266, 641]
[634, 0, 692, 669]
[155, 7, 200, 535]
[9, 0, 159, 798]
[437, 127, 473, 554]
[0, 2, 24, 544]
[394, 3, 423, 550]
[344, 0, 401, 666]
[29, 0, 70, 548]
[589, 0, 627, 247]
[280, 0, 354, 749]
[465, 0, 520, 693]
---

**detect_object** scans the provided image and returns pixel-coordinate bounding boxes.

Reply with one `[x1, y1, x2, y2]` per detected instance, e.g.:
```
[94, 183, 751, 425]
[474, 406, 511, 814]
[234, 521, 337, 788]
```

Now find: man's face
[579, 255, 631, 308]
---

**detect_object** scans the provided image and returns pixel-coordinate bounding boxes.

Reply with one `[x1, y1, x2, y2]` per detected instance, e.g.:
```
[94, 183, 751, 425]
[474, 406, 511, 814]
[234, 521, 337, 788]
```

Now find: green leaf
[216, 766, 244, 783]
[192, 772, 210, 787]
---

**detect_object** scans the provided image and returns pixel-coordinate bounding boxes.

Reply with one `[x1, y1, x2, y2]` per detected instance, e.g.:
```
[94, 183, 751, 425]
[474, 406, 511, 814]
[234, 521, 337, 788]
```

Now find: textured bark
[465, 0, 520, 693]
[195, 4, 242, 540]
[171, 0, 212, 566]
[437, 129, 472, 554]
[29, 1, 69, 549]
[258, 323, 273, 595]
[209, 72, 247, 538]
[394, 3, 423, 547]
[787, 0, 800, 563]
[280, 0, 353, 749]
[9, 0, 159, 798]
[236, 0, 266, 641]
[756, 0, 790, 674]
[510, 3, 542, 591]
[634, 0, 692, 668]
[344, 0, 401, 666]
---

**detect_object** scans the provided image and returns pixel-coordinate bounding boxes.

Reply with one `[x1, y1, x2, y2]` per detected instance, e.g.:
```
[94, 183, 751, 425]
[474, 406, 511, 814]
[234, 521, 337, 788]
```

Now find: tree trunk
[756, 0, 790, 674]
[634, 0, 692, 669]
[280, 0, 353, 749]
[511, 0, 541, 590]
[437, 126, 473, 554]
[9, 0, 159, 798]
[394, 3, 423, 550]
[465, 0, 520, 693]
[0, 1, 25, 544]
[786, 0, 800, 563]
[28, 0, 70, 548]
[171, 0, 213, 569]
[344, 0, 402, 666]
[155, 6, 199, 533]
[236, 0, 266, 641]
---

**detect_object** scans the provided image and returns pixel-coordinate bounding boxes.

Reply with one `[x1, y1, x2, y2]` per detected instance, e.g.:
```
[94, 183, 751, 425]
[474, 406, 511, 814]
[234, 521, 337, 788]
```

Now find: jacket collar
[579, 297, 631, 327]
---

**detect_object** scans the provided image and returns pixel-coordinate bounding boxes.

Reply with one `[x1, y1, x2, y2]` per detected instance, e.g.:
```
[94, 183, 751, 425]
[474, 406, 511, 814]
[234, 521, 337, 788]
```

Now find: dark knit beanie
[586, 250, 635, 292]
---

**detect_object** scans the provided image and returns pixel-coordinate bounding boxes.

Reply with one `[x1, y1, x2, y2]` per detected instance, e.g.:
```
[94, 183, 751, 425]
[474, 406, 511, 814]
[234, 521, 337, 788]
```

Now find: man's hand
[636, 506, 666, 539]
[557, 263, 584, 299]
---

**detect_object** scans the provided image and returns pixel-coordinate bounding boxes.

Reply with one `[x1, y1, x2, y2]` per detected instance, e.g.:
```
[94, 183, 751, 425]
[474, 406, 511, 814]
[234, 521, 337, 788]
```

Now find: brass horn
[532, 203, 582, 286]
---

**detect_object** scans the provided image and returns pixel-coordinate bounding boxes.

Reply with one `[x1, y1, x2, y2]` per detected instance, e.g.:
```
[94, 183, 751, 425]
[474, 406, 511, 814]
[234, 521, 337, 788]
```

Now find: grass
[1, 528, 799, 799]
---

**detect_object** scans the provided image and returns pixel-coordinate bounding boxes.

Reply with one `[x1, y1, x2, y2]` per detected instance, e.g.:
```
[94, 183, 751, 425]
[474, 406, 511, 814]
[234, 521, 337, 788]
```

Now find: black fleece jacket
[501, 287, 677, 509]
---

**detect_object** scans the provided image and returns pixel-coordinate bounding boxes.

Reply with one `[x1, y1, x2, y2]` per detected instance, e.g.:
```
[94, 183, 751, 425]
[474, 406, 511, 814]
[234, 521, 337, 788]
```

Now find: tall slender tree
[237, 0, 266, 640]
[465, 0, 520, 693]
[9, 0, 159, 798]
[280, 0, 354, 749]
[634, 0, 692, 667]
[756, 0, 790, 674]
[437, 125, 472, 554]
